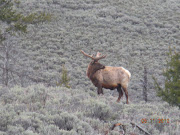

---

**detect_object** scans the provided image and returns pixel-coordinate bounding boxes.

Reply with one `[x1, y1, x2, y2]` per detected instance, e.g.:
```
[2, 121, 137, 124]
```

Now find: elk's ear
[101, 65, 105, 69]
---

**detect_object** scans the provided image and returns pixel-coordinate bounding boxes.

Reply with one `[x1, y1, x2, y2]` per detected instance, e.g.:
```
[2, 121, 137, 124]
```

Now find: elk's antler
[96, 52, 101, 57]
[80, 50, 106, 61]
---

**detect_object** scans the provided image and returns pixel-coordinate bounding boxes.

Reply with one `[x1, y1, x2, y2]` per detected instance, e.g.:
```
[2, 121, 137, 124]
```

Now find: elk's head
[80, 50, 106, 78]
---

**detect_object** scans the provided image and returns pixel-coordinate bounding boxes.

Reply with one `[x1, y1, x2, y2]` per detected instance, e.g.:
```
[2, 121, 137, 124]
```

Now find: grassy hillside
[15, 0, 180, 100]
[0, 0, 180, 134]
[0, 84, 179, 135]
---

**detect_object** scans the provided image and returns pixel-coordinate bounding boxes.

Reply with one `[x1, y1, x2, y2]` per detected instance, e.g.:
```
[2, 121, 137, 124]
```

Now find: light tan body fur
[91, 66, 131, 90]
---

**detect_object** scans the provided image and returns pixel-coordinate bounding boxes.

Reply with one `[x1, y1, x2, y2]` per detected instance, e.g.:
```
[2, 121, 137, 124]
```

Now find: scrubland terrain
[0, 0, 180, 134]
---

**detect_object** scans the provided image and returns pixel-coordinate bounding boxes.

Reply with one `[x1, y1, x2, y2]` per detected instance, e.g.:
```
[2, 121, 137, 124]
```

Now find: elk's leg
[97, 83, 103, 95]
[117, 84, 123, 102]
[92, 79, 103, 95]
[122, 86, 129, 104]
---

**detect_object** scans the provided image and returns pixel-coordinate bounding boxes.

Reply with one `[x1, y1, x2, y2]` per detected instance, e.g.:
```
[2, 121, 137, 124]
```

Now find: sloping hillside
[15, 0, 180, 101]
[0, 84, 179, 135]
[0, 0, 180, 134]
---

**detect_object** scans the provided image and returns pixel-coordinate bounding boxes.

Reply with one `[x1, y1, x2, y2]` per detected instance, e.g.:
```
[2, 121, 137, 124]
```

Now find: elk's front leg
[97, 84, 103, 95]
[92, 78, 103, 95]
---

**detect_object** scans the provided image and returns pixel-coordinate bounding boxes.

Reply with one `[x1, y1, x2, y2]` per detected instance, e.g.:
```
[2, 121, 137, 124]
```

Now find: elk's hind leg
[116, 84, 123, 102]
[122, 85, 129, 104]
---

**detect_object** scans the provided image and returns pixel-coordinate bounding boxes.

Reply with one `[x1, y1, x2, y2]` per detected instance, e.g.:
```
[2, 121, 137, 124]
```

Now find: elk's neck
[86, 64, 105, 79]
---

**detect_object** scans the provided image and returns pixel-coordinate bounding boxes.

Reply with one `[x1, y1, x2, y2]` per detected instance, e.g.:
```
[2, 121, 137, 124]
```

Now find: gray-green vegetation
[0, 85, 179, 135]
[0, 0, 51, 86]
[56, 65, 71, 88]
[0, 0, 180, 134]
[154, 48, 180, 108]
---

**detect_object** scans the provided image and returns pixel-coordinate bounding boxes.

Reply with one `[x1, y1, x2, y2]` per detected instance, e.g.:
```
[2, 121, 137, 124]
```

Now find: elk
[80, 50, 131, 104]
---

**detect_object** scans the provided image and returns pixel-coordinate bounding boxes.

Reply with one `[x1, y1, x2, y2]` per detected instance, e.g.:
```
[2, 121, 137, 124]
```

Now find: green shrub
[153, 48, 180, 108]
[56, 65, 71, 88]
[39, 124, 61, 135]
[51, 112, 92, 134]
[7, 125, 24, 135]
[0, 105, 16, 132]
[52, 113, 75, 131]
[85, 100, 112, 121]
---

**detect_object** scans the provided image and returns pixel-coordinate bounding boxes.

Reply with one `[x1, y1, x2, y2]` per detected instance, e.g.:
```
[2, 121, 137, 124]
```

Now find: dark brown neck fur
[87, 62, 105, 79]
